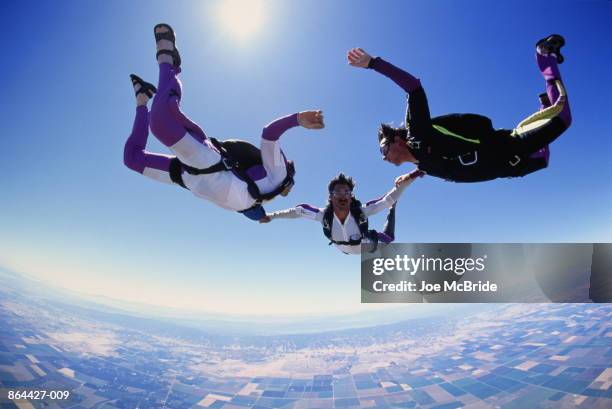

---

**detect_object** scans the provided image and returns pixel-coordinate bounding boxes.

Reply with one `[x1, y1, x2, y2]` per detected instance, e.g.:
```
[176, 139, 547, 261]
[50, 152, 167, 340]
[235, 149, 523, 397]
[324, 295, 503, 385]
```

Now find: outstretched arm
[347, 48, 422, 93]
[260, 111, 325, 180]
[124, 106, 174, 184]
[260, 204, 324, 224]
[362, 170, 425, 217]
[262, 111, 325, 141]
[348, 48, 431, 135]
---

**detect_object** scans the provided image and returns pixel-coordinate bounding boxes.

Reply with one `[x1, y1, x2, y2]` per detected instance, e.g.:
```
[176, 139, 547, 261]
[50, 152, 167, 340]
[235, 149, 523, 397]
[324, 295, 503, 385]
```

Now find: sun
[216, 0, 266, 40]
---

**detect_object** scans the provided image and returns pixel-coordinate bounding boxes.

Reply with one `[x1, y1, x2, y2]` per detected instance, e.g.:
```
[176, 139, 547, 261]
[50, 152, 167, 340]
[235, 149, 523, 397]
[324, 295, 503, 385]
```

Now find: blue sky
[1, 0, 611, 315]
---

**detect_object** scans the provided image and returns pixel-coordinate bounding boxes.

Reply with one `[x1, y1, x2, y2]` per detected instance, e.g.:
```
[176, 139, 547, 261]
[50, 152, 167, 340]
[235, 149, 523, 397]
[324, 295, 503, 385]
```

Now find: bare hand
[395, 169, 425, 187]
[259, 215, 272, 223]
[347, 48, 372, 68]
[298, 110, 325, 129]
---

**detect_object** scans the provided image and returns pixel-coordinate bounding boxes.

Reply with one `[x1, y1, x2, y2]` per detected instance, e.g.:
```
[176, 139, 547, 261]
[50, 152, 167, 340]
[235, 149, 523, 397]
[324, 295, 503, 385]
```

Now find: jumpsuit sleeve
[268, 204, 325, 223]
[369, 57, 432, 142]
[260, 113, 300, 182]
[362, 176, 417, 217]
[369, 57, 422, 93]
[261, 113, 300, 141]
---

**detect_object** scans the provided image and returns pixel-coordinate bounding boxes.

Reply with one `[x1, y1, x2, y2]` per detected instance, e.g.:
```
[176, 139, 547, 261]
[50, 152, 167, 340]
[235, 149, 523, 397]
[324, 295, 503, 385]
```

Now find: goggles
[331, 188, 352, 197]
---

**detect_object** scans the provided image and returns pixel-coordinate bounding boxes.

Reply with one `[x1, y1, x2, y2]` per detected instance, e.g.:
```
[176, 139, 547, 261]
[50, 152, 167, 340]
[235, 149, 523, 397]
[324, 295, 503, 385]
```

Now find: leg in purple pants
[491, 51, 572, 156]
[529, 92, 553, 163]
[149, 63, 221, 169]
[536, 52, 571, 126]
[513, 51, 571, 133]
[123, 105, 174, 184]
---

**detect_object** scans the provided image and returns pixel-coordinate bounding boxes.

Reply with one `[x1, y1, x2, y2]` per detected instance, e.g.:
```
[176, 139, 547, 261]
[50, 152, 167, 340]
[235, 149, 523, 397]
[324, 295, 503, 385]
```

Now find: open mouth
[338, 198, 349, 206]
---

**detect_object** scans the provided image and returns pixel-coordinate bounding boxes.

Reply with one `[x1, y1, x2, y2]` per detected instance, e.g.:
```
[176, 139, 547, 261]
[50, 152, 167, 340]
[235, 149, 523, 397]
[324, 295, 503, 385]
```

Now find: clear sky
[1, 0, 611, 315]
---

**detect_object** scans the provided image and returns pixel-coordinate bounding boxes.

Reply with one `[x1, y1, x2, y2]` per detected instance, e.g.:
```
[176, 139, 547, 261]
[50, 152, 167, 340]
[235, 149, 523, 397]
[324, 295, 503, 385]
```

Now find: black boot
[130, 74, 157, 98]
[536, 34, 565, 64]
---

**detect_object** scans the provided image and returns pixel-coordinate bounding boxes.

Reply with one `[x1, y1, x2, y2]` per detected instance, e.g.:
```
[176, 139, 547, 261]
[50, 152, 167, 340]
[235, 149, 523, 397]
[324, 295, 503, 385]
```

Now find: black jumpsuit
[370, 56, 571, 182]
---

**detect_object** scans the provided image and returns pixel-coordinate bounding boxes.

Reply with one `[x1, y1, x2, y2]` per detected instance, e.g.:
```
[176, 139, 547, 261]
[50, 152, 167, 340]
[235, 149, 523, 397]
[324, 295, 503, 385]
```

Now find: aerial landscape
[0, 270, 610, 408]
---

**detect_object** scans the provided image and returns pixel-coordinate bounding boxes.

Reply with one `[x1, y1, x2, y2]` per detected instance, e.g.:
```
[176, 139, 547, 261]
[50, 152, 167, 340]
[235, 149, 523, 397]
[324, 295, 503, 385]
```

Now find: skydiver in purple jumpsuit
[123, 24, 324, 221]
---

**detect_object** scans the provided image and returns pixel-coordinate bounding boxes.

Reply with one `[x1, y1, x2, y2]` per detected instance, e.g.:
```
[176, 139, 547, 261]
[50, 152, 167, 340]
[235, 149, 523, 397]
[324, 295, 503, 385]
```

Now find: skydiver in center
[260, 170, 424, 255]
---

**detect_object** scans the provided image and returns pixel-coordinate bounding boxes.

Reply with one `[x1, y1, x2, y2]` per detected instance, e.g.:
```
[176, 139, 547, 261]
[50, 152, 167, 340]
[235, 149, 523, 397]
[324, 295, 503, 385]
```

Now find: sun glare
[217, 0, 265, 40]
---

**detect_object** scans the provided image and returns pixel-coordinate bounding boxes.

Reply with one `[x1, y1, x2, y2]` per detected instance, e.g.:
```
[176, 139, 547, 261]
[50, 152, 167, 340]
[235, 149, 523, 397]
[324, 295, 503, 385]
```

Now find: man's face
[330, 183, 353, 211]
[381, 138, 405, 166]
